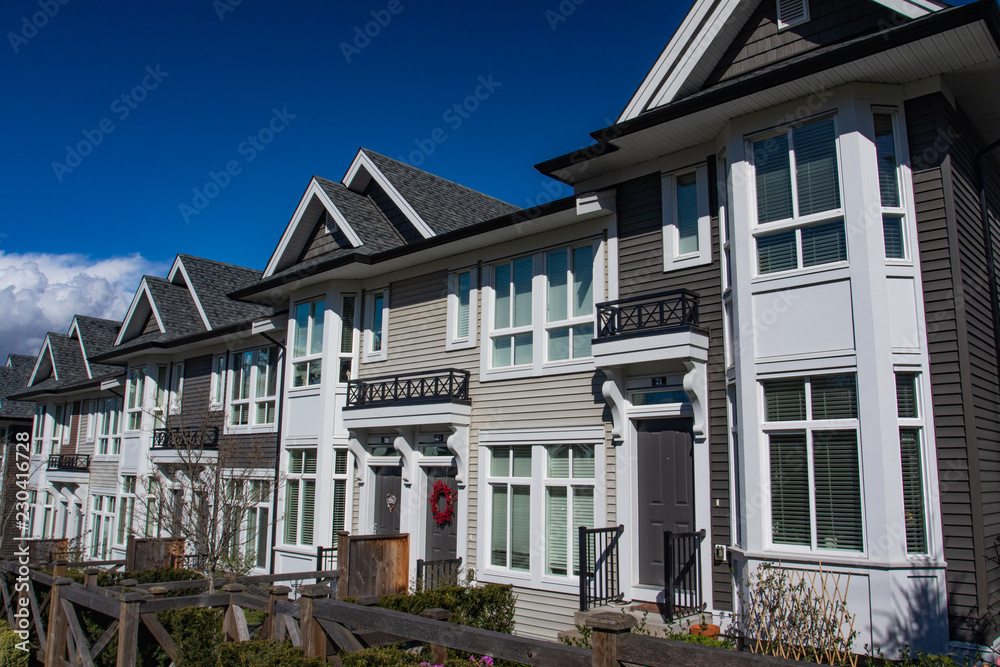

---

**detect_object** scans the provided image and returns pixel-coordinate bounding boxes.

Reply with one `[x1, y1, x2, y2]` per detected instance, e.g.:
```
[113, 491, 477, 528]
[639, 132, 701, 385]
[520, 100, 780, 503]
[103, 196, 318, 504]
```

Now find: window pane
[303, 449, 317, 474]
[301, 480, 315, 546]
[572, 487, 594, 575]
[764, 378, 806, 421]
[513, 333, 533, 366]
[801, 221, 846, 267]
[335, 449, 348, 476]
[494, 264, 511, 329]
[676, 172, 700, 254]
[307, 359, 322, 386]
[813, 430, 863, 551]
[372, 294, 383, 352]
[548, 445, 570, 478]
[548, 328, 569, 362]
[311, 301, 325, 356]
[546, 487, 568, 575]
[757, 229, 797, 274]
[547, 249, 568, 323]
[900, 428, 928, 554]
[491, 446, 510, 477]
[284, 482, 299, 544]
[512, 447, 532, 478]
[491, 486, 508, 567]
[293, 303, 310, 358]
[341, 296, 356, 354]
[770, 433, 811, 546]
[573, 444, 596, 478]
[457, 273, 470, 339]
[883, 215, 905, 259]
[332, 480, 347, 534]
[754, 133, 793, 223]
[573, 324, 593, 359]
[257, 508, 268, 567]
[573, 245, 594, 317]
[811, 374, 858, 420]
[794, 118, 841, 216]
[289, 451, 303, 475]
[513, 257, 533, 328]
[492, 337, 512, 368]
[896, 373, 918, 419]
[292, 362, 308, 388]
[510, 486, 531, 571]
[874, 113, 900, 208]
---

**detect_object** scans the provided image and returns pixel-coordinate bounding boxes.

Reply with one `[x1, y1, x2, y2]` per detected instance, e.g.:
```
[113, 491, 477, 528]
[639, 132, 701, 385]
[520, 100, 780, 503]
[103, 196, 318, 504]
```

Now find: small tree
[0, 433, 45, 557]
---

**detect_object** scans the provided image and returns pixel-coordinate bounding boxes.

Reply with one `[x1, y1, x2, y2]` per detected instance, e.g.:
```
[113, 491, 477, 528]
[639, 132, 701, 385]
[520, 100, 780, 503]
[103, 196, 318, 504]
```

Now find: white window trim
[283, 448, 318, 547]
[446, 267, 478, 351]
[152, 364, 169, 430]
[337, 294, 359, 384]
[895, 369, 931, 558]
[363, 288, 390, 363]
[872, 106, 913, 266]
[480, 240, 604, 382]
[168, 362, 184, 416]
[225, 346, 280, 435]
[95, 397, 123, 459]
[116, 476, 137, 547]
[125, 367, 146, 432]
[662, 163, 712, 272]
[290, 297, 326, 388]
[210, 354, 227, 411]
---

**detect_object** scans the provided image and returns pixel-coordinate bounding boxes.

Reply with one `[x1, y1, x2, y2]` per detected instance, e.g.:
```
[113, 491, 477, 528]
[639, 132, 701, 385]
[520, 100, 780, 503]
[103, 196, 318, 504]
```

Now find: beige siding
[509, 586, 578, 641]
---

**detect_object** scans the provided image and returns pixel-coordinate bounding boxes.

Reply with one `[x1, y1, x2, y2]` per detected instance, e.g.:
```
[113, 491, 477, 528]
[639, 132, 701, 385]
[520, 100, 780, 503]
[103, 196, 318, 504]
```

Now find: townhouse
[0, 354, 35, 556]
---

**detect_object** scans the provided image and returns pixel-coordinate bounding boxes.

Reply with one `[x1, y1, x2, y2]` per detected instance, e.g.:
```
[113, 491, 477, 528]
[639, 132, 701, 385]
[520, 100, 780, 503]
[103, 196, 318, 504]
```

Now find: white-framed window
[96, 397, 122, 456]
[339, 295, 358, 383]
[152, 365, 169, 430]
[33, 405, 44, 454]
[364, 289, 389, 362]
[750, 115, 846, 276]
[210, 355, 227, 410]
[126, 367, 145, 431]
[447, 268, 478, 351]
[332, 448, 349, 537]
[26, 490, 37, 537]
[485, 241, 601, 378]
[80, 399, 95, 443]
[284, 449, 317, 546]
[776, 0, 809, 30]
[42, 491, 54, 539]
[228, 346, 279, 428]
[117, 476, 136, 546]
[762, 373, 863, 553]
[144, 476, 161, 538]
[168, 362, 184, 415]
[48, 404, 66, 454]
[225, 479, 271, 569]
[895, 371, 928, 555]
[292, 298, 325, 387]
[90, 494, 117, 559]
[662, 164, 712, 271]
[873, 109, 909, 261]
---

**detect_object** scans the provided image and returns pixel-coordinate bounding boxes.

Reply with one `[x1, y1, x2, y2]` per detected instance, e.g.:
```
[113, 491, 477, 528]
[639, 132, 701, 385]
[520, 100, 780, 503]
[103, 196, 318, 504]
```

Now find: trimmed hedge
[375, 584, 517, 635]
[0, 620, 29, 667]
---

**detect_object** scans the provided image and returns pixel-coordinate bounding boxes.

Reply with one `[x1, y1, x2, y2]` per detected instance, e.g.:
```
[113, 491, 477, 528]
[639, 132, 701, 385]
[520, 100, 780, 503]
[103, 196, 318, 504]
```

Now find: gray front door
[424, 467, 458, 562]
[637, 419, 695, 587]
[373, 467, 401, 535]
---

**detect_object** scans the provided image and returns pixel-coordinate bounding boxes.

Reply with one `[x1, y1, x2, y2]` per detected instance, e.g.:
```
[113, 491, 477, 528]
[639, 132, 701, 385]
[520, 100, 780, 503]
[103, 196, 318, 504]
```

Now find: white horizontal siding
[509, 586, 578, 641]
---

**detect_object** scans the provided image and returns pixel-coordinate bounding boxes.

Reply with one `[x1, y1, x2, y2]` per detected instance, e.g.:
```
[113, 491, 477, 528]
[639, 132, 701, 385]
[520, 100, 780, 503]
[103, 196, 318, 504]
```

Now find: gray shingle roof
[177, 255, 273, 329]
[0, 355, 35, 419]
[315, 177, 404, 253]
[74, 316, 124, 377]
[144, 277, 208, 338]
[362, 150, 521, 234]
[48, 334, 89, 385]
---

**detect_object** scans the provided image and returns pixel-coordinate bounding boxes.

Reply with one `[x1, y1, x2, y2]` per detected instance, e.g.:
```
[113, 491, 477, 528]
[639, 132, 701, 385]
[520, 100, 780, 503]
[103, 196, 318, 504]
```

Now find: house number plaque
[386, 493, 397, 513]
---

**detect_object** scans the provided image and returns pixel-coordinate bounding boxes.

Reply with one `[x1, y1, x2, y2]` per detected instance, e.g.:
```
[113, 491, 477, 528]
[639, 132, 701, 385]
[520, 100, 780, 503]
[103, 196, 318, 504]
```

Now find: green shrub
[339, 645, 469, 667]
[0, 620, 29, 667]
[216, 639, 326, 667]
[375, 584, 517, 634]
[161, 607, 223, 667]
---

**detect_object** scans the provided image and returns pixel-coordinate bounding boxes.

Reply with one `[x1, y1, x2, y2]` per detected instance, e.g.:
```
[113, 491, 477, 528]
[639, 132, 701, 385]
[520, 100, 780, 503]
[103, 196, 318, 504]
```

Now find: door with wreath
[424, 467, 458, 562]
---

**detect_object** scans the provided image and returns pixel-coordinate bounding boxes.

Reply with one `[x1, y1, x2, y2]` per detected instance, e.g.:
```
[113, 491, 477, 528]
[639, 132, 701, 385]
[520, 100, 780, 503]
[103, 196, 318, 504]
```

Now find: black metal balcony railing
[151, 427, 220, 450]
[346, 369, 471, 408]
[597, 289, 699, 339]
[47, 454, 91, 472]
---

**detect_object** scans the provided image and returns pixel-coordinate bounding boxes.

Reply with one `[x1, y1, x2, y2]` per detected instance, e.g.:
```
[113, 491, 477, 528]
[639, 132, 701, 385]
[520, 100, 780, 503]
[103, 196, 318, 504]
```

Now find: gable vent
[777, 0, 809, 30]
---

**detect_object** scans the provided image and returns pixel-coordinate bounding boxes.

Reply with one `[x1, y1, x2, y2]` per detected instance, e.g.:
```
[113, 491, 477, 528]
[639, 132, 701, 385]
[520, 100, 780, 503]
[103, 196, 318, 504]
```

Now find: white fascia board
[67, 318, 93, 379]
[100, 378, 123, 391]
[872, 0, 945, 18]
[114, 279, 164, 346]
[262, 179, 364, 279]
[169, 258, 212, 331]
[28, 336, 57, 385]
[344, 151, 436, 240]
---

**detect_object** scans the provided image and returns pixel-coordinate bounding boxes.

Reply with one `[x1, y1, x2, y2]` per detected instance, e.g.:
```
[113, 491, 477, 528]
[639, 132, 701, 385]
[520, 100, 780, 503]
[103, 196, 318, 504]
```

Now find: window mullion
[806, 430, 818, 550]
[788, 131, 800, 220]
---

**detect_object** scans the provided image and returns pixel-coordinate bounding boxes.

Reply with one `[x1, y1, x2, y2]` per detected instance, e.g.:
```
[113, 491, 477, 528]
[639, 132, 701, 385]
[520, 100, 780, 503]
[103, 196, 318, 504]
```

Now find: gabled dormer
[344, 149, 437, 243]
[67, 315, 124, 379]
[115, 278, 165, 345]
[28, 335, 59, 386]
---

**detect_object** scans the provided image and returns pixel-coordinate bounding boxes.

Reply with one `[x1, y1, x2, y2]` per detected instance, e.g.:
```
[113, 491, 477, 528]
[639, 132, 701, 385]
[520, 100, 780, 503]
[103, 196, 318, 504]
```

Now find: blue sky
[0, 0, 685, 359]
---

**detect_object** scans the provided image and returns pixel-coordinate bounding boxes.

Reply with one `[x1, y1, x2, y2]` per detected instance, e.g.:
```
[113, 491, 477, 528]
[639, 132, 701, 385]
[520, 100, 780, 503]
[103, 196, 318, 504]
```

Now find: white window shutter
[777, 0, 809, 29]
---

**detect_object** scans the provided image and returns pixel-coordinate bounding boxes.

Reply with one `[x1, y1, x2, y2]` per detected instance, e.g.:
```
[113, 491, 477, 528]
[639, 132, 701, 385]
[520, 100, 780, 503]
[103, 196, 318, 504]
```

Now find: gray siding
[89, 460, 120, 492]
[299, 211, 349, 263]
[615, 164, 732, 611]
[704, 0, 906, 90]
[907, 93, 1000, 644]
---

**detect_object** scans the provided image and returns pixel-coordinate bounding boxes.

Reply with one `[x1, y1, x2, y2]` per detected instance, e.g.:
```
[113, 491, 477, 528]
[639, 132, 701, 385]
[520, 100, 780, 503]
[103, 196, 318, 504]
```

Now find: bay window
[752, 116, 847, 275]
[152, 365, 168, 429]
[90, 494, 117, 559]
[292, 298, 325, 387]
[285, 449, 317, 546]
[126, 368, 145, 431]
[763, 373, 863, 552]
[229, 346, 279, 427]
[96, 397, 122, 456]
[662, 164, 712, 271]
[896, 372, 928, 554]
[364, 289, 389, 362]
[339, 295, 357, 383]
[33, 405, 44, 454]
[873, 110, 909, 260]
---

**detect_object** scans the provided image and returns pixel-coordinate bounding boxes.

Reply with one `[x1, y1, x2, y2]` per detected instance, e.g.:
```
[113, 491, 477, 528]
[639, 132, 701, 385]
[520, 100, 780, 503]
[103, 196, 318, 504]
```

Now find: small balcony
[343, 369, 472, 431]
[47, 454, 90, 472]
[597, 289, 699, 340]
[151, 427, 220, 450]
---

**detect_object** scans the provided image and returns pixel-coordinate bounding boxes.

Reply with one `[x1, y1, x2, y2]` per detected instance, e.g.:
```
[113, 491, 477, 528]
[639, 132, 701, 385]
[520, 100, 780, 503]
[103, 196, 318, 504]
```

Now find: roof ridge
[178, 253, 264, 274]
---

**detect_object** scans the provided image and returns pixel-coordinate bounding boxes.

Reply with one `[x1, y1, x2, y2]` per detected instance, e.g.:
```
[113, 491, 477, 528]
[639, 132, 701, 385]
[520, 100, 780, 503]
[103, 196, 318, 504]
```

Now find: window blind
[573, 444, 596, 478]
[754, 134, 794, 223]
[310, 301, 325, 355]
[764, 378, 806, 421]
[795, 118, 841, 216]
[513, 257, 533, 328]
[676, 172, 700, 254]
[573, 324, 593, 359]
[549, 329, 570, 362]
[514, 334, 533, 366]
[285, 482, 299, 544]
[334, 449, 348, 476]
[801, 221, 846, 267]
[491, 486, 508, 567]
[546, 487, 568, 575]
[548, 446, 570, 478]
[874, 113, 900, 208]
[512, 446, 532, 477]
[900, 428, 928, 554]
[332, 479, 346, 534]
[572, 487, 594, 576]
[896, 373, 918, 418]
[813, 430, 863, 551]
[547, 249, 568, 323]
[757, 229, 798, 274]
[303, 449, 317, 474]
[457, 273, 470, 339]
[492, 337, 511, 368]
[811, 374, 857, 420]
[573, 246, 594, 317]
[510, 486, 531, 571]
[301, 480, 315, 546]
[770, 433, 811, 546]
[293, 303, 309, 357]
[341, 296, 356, 353]
[494, 264, 511, 329]
[883, 215, 905, 259]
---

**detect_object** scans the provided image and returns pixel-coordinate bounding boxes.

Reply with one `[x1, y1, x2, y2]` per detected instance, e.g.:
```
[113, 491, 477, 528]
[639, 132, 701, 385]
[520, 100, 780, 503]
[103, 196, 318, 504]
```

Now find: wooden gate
[336, 532, 409, 598]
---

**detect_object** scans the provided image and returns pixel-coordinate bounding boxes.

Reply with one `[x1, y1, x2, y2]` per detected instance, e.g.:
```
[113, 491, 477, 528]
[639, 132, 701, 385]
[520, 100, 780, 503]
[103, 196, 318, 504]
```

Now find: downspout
[975, 137, 1000, 378]
[260, 332, 286, 575]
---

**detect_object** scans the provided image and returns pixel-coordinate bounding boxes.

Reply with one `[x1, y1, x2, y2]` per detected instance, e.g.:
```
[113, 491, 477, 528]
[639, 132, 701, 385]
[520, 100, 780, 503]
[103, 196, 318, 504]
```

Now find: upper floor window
[97, 397, 122, 456]
[874, 110, 909, 261]
[292, 298, 325, 387]
[33, 405, 44, 454]
[339, 295, 358, 383]
[229, 346, 279, 427]
[364, 289, 389, 362]
[751, 116, 846, 275]
[49, 403, 68, 453]
[126, 368, 145, 431]
[152, 365, 169, 430]
[169, 362, 184, 415]
[447, 268, 478, 351]
[662, 165, 712, 271]
[210, 355, 227, 410]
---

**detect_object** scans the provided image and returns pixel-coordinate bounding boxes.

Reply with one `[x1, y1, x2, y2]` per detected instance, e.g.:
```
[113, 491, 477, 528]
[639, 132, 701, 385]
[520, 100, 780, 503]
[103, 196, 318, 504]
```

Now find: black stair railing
[597, 289, 699, 339]
[416, 557, 463, 592]
[346, 369, 470, 408]
[664, 529, 706, 621]
[578, 525, 624, 611]
[151, 427, 220, 450]
[316, 545, 338, 572]
[47, 454, 91, 472]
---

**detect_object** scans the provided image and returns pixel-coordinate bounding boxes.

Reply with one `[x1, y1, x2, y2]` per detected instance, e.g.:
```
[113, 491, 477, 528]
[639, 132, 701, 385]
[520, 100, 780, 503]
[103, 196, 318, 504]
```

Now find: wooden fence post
[585, 612, 635, 667]
[149, 586, 167, 599]
[266, 585, 291, 641]
[419, 608, 452, 665]
[221, 584, 250, 642]
[336, 531, 350, 598]
[299, 583, 331, 660]
[44, 570, 70, 667]
[83, 567, 100, 589]
[116, 592, 145, 667]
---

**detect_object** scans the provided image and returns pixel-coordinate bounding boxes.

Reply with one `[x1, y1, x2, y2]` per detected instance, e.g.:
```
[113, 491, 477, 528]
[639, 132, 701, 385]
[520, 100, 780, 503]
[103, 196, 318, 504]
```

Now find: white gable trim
[29, 336, 58, 386]
[114, 279, 165, 346]
[168, 257, 212, 331]
[262, 179, 365, 278]
[67, 318, 93, 379]
[619, 0, 945, 122]
[343, 151, 437, 240]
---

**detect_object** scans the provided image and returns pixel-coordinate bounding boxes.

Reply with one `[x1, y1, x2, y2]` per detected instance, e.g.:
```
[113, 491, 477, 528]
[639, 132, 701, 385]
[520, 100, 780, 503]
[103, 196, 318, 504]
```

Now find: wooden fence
[0, 560, 822, 667]
[335, 531, 409, 598]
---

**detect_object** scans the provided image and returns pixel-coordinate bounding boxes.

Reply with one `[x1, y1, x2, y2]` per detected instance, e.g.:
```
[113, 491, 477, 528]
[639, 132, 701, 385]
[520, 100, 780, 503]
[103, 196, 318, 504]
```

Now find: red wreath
[429, 481, 456, 526]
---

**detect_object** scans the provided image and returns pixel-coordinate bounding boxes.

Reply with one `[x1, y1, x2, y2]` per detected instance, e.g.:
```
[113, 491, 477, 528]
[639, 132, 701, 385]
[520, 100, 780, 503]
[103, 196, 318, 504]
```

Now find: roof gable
[28, 336, 58, 386]
[69, 316, 123, 379]
[173, 255, 271, 328]
[619, 0, 947, 121]
[115, 278, 165, 345]
[344, 150, 437, 240]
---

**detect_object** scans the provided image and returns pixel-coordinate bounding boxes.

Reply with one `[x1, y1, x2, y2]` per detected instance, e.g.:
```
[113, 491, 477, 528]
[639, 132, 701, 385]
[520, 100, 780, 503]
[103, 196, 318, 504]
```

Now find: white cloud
[0, 252, 167, 362]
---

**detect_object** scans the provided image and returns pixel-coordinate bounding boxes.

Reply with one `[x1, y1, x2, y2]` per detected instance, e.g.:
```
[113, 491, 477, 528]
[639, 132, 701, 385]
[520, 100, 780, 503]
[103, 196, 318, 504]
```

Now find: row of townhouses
[3, 0, 1000, 656]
